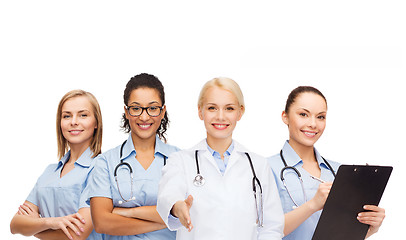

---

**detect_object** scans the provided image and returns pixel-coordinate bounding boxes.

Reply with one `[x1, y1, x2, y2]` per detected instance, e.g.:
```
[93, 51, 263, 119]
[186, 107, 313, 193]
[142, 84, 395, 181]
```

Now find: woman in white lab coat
[157, 77, 284, 240]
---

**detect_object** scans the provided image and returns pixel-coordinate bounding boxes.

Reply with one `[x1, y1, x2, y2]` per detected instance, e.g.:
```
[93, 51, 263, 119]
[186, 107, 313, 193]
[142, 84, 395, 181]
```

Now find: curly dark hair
[121, 73, 169, 142]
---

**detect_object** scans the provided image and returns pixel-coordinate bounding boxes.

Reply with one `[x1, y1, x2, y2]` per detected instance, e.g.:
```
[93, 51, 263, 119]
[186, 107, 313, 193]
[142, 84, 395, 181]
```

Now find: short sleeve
[26, 181, 39, 206]
[26, 164, 54, 206]
[79, 161, 97, 209]
[86, 154, 113, 205]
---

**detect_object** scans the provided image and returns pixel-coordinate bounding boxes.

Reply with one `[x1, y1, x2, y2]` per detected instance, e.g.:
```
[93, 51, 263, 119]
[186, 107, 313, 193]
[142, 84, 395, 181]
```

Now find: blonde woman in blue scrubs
[10, 90, 103, 240]
[267, 86, 386, 240]
[88, 73, 179, 240]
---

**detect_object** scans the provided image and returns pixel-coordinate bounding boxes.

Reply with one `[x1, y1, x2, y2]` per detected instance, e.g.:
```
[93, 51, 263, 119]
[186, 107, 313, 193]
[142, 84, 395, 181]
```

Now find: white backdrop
[1, 1, 404, 239]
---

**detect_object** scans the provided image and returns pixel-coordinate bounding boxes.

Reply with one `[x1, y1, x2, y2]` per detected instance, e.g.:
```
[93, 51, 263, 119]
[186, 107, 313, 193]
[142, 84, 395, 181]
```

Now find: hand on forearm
[43, 213, 85, 239]
[113, 206, 165, 224]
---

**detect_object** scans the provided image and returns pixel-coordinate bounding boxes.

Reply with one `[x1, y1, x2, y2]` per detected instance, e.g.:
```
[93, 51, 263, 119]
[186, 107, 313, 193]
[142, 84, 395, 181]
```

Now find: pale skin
[10, 96, 98, 240]
[90, 87, 168, 235]
[282, 92, 385, 238]
[171, 86, 243, 232]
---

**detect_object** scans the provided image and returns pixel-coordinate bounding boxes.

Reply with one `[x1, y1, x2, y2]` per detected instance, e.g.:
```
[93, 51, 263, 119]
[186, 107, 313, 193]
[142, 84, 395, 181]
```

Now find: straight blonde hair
[198, 77, 245, 115]
[56, 90, 103, 160]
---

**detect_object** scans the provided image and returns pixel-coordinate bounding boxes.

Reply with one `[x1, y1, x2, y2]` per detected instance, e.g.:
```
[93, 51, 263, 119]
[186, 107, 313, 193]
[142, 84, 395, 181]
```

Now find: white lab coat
[157, 139, 284, 240]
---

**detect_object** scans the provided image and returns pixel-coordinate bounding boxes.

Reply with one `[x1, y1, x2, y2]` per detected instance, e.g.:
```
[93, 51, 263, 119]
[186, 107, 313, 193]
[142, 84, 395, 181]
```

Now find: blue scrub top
[267, 141, 341, 240]
[88, 135, 180, 240]
[26, 147, 103, 240]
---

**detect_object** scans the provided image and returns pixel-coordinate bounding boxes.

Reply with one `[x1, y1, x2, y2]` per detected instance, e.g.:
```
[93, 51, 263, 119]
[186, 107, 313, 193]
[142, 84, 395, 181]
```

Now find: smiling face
[124, 87, 166, 142]
[282, 92, 327, 150]
[199, 86, 243, 145]
[60, 96, 97, 149]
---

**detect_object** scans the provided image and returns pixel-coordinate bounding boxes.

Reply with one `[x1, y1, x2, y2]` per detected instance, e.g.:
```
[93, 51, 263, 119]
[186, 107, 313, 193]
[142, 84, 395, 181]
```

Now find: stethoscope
[114, 140, 166, 205]
[279, 149, 336, 208]
[193, 150, 264, 227]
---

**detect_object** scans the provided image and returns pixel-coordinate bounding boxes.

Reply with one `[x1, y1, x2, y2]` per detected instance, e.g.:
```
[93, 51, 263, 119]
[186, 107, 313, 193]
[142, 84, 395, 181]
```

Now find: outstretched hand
[171, 195, 194, 232]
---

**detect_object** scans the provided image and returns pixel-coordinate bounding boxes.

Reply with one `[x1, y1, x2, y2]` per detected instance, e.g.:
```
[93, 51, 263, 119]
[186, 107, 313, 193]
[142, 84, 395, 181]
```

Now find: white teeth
[304, 132, 316, 136]
[139, 124, 151, 129]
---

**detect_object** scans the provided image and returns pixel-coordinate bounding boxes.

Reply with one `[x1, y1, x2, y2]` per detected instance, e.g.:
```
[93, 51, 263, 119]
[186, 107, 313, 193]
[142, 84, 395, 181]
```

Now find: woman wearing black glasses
[88, 73, 180, 240]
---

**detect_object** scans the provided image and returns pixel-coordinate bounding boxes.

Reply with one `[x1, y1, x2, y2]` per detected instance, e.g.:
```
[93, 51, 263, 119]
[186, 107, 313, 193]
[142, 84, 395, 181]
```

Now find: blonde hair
[198, 77, 245, 114]
[56, 90, 103, 160]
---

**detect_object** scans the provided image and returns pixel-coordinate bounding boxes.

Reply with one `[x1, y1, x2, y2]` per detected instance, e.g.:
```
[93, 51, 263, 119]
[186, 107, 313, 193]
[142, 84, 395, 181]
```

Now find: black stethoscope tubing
[115, 140, 167, 176]
[193, 150, 261, 190]
[113, 140, 167, 204]
[194, 150, 264, 227]
[279, 149, 336, 179]
[279, 149, 336, 208]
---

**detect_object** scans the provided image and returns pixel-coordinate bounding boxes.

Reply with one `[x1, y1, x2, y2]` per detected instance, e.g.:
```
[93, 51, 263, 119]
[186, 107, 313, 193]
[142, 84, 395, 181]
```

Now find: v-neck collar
[55, 147, 93, 171]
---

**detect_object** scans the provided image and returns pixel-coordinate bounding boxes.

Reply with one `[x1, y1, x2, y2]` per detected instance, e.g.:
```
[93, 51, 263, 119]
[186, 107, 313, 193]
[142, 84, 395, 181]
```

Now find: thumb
[185, 195, 193, 208]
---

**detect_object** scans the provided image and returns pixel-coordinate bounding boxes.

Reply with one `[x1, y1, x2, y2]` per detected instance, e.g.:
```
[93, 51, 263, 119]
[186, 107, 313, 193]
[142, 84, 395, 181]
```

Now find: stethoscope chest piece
[118, 196, 136, 205]
[193, 174, 205, 187]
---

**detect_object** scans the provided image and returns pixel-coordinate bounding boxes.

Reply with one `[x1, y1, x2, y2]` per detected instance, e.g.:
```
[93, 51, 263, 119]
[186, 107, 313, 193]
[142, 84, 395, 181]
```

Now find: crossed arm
[90, 197, 167, 235]
[10, 201, 93, 240]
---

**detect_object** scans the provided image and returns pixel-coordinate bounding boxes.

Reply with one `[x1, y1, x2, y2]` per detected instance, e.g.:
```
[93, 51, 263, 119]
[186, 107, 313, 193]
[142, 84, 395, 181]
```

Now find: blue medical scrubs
[267, 141, 341, 240]
[88, 135, 179, 240]
[26, 147, 103, 240]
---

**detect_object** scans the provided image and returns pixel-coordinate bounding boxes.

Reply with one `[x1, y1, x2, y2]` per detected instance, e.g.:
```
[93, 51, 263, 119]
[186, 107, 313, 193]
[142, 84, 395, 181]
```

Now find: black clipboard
[312, 165, 392, 240]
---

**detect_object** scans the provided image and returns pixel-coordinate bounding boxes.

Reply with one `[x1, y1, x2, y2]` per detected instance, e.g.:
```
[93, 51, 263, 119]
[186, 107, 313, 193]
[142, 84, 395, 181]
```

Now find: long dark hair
[121, 73, 169, 142]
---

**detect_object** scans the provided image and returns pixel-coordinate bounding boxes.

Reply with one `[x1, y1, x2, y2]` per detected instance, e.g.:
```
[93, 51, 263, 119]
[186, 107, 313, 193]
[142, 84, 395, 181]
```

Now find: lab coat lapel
[224, 141, 249, 175]
[193, 140, 222, 174]
[224, 152, 241, 175]
[202, 150, 220, 174]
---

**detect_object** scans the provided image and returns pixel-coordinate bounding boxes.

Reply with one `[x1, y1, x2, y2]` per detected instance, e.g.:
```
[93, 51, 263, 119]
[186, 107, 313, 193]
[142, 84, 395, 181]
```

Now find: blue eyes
[62, 114, 88, 119]
[207, 106, 235, 111]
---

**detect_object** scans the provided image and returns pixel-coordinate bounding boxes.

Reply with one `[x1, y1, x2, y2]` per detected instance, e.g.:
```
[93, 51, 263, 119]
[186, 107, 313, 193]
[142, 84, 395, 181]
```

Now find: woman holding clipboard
[267, 86, 385, 240]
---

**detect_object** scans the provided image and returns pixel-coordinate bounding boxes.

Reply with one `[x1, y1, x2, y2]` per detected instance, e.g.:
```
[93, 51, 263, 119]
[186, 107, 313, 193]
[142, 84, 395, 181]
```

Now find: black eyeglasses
[126, 105, 163, 117]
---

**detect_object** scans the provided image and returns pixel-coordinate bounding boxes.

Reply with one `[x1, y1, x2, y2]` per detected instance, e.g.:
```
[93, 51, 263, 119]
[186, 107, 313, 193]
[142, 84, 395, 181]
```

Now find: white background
[1, 1, 404, 239]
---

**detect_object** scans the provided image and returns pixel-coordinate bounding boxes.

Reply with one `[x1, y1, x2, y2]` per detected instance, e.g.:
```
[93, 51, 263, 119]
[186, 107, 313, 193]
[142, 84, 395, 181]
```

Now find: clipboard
[312, 165, 392, 240]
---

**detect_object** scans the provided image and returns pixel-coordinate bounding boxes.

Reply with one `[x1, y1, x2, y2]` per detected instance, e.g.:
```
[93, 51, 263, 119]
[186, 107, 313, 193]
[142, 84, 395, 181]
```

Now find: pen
[310, 175, 326, 183]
